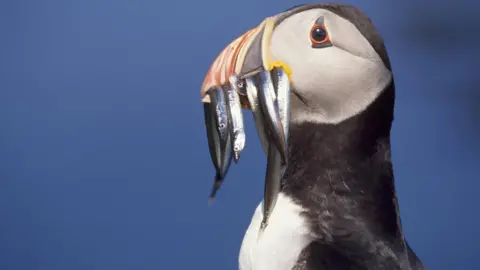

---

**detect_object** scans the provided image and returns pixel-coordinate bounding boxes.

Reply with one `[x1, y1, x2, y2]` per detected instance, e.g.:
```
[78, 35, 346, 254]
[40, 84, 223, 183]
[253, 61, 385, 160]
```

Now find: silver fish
[272, 67, 291, 142]
[209, 132, 233, 201]
[257, 70, 288, 165]
[205, 89, 233, 201]
[258, 68, 292, 230]
[245, 76, 269, 155]
[210, 87, 230, 151]
[224, 79, 246, 163]
[204, 100, 221, 174]
[260, 141, 282, 230]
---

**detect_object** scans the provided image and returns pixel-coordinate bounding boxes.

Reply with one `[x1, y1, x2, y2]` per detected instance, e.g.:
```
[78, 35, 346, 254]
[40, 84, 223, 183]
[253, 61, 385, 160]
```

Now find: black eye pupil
[312, 27, 327, 42]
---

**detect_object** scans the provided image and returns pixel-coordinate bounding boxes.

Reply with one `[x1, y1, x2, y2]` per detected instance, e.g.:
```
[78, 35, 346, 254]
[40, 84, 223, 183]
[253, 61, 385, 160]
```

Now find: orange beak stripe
[201, 23, 265, 103]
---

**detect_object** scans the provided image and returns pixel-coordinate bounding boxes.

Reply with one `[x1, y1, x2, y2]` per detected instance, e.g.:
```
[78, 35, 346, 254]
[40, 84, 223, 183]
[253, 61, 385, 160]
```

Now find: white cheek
[289, 47, 392, 124]
[269, 13, 392, 124]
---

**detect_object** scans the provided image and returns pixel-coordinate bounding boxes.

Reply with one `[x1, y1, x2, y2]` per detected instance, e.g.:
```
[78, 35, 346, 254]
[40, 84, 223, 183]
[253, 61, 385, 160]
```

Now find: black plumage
[275, 3, 424, 269]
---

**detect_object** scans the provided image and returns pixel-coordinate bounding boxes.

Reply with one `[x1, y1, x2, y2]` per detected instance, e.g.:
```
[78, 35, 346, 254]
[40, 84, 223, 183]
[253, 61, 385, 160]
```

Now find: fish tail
[208, 173, 224, 204]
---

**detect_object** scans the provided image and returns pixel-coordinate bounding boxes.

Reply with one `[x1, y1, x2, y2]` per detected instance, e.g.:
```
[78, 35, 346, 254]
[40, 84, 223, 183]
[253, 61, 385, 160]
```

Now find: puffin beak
[201, 17, 292, 229]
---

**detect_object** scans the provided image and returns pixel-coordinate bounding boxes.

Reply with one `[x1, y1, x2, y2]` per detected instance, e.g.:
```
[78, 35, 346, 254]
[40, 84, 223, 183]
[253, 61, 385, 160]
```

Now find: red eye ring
[310, 24, 330, 45]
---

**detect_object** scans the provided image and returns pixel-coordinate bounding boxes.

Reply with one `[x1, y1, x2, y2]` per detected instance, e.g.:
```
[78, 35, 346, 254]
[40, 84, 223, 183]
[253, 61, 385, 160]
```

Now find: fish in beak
[201, 17, 292, 229]
[203, 88, 233, 201]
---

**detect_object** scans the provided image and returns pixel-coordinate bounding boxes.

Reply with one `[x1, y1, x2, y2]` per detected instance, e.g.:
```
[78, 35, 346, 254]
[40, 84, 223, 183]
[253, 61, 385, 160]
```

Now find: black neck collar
[282, 82, 404, 241]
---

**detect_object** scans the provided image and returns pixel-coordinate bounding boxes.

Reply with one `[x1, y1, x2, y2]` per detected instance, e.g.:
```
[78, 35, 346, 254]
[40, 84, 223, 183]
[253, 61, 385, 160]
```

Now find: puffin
[200, 3, 425, 270]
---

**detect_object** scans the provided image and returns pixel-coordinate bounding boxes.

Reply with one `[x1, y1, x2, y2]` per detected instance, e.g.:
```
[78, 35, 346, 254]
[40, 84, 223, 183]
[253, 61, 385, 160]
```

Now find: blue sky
[1, 0, 479, 269]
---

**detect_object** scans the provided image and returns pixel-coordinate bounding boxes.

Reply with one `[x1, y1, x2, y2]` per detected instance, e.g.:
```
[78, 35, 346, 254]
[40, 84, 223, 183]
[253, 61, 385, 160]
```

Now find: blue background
[1, 0, 479, 269]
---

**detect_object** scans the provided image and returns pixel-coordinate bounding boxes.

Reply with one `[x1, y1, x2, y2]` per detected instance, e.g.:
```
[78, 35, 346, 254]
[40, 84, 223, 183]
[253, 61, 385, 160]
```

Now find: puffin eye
[310, 24, 331, 48]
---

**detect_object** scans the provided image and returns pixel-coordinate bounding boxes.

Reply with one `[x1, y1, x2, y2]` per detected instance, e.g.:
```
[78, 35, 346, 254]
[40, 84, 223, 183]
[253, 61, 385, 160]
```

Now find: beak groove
[201, 22, 266, 103]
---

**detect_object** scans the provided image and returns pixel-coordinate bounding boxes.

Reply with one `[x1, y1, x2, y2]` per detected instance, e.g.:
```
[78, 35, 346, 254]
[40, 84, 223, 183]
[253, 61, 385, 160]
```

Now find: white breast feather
[239, 193, 314, 270]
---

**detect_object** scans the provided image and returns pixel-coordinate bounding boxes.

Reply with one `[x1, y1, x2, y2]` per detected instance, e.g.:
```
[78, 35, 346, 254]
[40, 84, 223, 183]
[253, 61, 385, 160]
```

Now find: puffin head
[200, 4, 397, 226]
[201, 3, 393, 126]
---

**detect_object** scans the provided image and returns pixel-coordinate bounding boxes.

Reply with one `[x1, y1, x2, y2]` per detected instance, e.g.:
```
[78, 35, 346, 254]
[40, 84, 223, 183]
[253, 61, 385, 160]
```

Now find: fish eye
[310, 24, 330, 46]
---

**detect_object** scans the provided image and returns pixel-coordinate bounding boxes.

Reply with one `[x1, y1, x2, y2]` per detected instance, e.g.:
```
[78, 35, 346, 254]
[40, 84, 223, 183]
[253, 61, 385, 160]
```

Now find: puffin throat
[281, 83, 403, 241]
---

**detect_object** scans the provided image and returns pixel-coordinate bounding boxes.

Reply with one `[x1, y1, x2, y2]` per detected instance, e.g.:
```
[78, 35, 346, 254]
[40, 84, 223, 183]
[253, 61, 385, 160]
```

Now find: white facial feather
[269, 9, 392, 124]
[239, 193, 313, 270]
